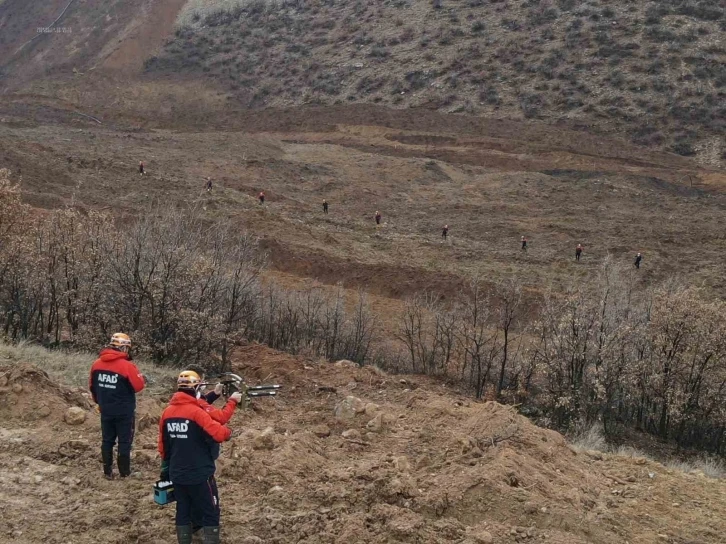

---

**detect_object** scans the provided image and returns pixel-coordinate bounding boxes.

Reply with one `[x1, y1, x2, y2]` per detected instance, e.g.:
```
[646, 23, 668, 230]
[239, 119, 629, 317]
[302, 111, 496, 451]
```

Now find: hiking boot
[202, 526, 220, 544]
[176, 525, 193, 544]
[102, 449, 114, 479]
[117, 454, 131, 478]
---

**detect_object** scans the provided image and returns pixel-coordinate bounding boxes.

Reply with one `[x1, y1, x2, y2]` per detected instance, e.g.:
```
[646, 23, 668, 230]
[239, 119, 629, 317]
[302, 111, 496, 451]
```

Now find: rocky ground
[1, 344, 725, 544]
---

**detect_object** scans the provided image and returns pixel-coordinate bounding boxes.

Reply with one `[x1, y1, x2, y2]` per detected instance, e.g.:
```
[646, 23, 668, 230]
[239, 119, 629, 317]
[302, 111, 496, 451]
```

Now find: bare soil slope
[1, 345, 726, 543]
[0, 0, 186, 86]
[2, 102, 725, 300]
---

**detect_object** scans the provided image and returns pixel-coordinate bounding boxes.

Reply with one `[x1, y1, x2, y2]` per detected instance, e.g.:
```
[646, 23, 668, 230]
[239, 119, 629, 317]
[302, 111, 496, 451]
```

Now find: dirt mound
[1, 348, 726, 543]
[0, 362, 91, 424]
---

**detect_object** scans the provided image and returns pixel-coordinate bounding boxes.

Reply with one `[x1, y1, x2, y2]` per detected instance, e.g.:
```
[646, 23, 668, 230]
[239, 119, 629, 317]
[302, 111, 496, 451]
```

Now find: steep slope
[148, 0, 725, 163]
[2, 345, 726, 543]
[0, 0, 186, 87]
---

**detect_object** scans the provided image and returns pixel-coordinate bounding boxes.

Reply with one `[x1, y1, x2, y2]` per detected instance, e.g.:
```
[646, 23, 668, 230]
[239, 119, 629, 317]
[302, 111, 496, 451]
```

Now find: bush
[671, 141, 697, 156]
[471, 20, 486, 33]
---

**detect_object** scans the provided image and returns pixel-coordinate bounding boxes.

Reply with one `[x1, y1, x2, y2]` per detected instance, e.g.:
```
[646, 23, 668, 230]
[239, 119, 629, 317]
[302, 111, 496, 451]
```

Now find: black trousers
[101, 414, 135, 456]
[176, 476, 220, 527]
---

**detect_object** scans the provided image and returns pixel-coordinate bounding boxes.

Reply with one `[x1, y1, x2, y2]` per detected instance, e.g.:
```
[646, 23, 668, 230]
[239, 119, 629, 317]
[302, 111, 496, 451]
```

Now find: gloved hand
[160, 459, 169, 482]
[229, 392, 243, 404]
[214, 383, 224, 395]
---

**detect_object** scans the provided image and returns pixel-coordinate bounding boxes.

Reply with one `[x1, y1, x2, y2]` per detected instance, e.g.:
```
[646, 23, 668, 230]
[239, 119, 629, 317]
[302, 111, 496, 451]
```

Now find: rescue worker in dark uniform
[182, 366, 243, 539]
[258, 191, 265, 205]
[521, 236, 528, 251]
[442, 224, 449, 241]
[159, 371, 233, 544]
[89, 333, 146, 479]
[634, 252, 642, 269]
[323, 199, 329, 214]
[375, 211, 381, 226]
[576, 244, 583, 262]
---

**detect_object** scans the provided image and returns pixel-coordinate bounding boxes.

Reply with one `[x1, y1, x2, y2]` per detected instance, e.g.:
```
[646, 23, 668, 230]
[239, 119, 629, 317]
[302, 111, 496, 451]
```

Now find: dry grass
[570, 423, 726, 479]
[666, 456, 726, 479]
[0, 341, 178, 396]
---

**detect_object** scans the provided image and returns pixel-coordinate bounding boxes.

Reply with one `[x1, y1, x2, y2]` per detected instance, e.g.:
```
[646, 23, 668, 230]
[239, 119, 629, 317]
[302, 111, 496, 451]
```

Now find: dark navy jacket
[159, 391, 232, 485]
[89, 348, 145, 417]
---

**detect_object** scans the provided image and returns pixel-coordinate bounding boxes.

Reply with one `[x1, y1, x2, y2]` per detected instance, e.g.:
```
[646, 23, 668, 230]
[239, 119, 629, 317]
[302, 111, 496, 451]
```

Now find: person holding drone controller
[186, 365, 243, 425]
[159, 370, 235, 544]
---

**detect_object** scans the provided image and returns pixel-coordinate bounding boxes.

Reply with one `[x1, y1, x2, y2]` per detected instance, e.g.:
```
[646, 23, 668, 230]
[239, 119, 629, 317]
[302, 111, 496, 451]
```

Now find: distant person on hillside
[205, 178, 213, 192]
[89, 333, 146, 480]
[139, 161, 145, 175]
[323, 199, 329, 214]
[442, 224, 449, 241]
[521, 236, 527, 252]
[375, 211, 381, 226]
[634, 252, 642, 269]
[576, 244, 583, 262]
[258, 191, 265, 205]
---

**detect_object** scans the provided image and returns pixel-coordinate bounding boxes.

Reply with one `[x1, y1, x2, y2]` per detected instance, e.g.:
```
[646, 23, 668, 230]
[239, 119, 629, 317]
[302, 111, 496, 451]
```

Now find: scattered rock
[0, 374, 7, 387]
[394, 456, 411, 472]
[342, 429, 362, 440]
[364, 402, 381, 416]
[524, 502, 539, 515]
[335, 359, 359, 368]
[366, 412, 387, 432]
[334, 396, 365, 420]
[64, 407, 86, 425]
[37, 405, 52, 418]
[11, 383, 22, 393]
[468, 529, 494, 544]
[252, 427, 277, 450]
[311, 424, 331, 438]
[586, 449, 604, 460]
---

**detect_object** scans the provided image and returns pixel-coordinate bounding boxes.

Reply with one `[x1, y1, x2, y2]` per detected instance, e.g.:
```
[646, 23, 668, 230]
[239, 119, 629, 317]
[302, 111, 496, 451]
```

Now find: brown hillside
[0, 0, 186, 86]
[147, 0, 725, 163]
[2, 345, 726, 543]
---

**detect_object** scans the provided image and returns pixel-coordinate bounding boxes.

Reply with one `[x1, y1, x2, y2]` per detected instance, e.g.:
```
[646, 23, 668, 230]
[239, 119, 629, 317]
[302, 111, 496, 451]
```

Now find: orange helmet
[109, 333, 132, 348]
[177, 370, 202, 389]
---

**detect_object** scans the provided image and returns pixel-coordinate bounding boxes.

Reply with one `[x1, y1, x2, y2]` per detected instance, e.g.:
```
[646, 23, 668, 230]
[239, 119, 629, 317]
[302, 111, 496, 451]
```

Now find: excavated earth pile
[1, 346, 726, 543]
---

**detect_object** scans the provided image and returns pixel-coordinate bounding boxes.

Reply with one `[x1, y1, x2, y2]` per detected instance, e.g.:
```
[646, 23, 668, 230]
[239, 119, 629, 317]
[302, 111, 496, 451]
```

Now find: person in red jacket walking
[258, 191, 265, 205]
[375, 211, 382, 226]
[160, 370, 233, 544]
[89, 333, 146, 479]
[139, 161, 145, 175]
[575, 243, 583, 262]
